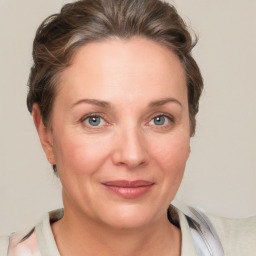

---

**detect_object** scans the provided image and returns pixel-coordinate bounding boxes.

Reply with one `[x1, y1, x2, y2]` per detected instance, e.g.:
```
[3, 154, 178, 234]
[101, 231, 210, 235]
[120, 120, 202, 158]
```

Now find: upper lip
[102, 180, 154, 188]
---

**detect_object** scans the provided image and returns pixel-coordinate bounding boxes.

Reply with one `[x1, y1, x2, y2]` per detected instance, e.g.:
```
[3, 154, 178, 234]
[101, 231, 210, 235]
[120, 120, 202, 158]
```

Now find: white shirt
[1, 206, 256, 256]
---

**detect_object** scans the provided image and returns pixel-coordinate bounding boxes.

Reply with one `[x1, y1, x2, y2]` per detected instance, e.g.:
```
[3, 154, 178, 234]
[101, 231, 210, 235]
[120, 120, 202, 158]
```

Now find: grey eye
[153, 116, 166, 126]
[86, 116, 102, 126]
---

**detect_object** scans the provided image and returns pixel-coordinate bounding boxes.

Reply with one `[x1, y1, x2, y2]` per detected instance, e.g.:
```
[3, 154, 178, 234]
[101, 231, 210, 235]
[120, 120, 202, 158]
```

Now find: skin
[33, 37, 191, 256]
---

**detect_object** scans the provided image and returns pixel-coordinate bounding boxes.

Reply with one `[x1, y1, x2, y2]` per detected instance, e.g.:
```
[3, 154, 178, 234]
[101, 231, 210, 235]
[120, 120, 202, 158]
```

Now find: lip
[102, 180, 155, 199]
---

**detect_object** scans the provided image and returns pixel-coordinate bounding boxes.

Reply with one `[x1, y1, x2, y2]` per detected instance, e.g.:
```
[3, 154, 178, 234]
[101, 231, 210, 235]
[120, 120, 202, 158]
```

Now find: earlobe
[32, 104, 56, 165]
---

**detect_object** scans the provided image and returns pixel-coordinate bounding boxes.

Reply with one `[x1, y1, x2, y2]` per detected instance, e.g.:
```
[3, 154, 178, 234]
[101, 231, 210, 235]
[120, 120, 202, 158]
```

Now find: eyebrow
[71, 99, 112, 108]
[148, 98, 183, 108]
[71, 97, 182, 109]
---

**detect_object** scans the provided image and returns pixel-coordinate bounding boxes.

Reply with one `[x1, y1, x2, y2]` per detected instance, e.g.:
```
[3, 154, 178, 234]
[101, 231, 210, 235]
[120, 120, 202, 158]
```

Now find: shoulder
[1, 209, 63, 256]
[207, 213, 256, 256]
[4, 228, 40, 256]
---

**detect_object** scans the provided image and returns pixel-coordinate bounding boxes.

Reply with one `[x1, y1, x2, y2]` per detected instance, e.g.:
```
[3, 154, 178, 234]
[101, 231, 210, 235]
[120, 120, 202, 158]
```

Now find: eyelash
[147, 113, 175, 128]
[80, 113, 175, 129]
[81, 113, 109, 128]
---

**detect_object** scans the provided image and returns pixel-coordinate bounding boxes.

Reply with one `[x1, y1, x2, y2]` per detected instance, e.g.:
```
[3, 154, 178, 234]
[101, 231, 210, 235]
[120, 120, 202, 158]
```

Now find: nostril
[112, 150, 148, 169]
[120, 156, 147, 169]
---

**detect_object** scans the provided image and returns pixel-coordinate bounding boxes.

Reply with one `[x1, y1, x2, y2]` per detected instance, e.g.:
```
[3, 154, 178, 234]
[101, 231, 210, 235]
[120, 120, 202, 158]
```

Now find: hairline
[44, 35, 190, 129]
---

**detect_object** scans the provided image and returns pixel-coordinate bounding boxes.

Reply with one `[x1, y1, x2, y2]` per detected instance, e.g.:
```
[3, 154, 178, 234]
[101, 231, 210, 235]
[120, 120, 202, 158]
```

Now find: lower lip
[103, 185, 154, 199]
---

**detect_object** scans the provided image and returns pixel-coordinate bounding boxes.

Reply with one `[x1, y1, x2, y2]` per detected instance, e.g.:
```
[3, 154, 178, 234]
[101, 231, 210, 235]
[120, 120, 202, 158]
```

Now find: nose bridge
[113, 122, 148, 169]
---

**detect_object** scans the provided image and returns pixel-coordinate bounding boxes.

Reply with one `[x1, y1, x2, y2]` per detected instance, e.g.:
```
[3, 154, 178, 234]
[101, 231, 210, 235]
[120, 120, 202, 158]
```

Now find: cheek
[151, 134, 190, 175]
[154, 135, 190, 204]
[52, 132, 112, 175]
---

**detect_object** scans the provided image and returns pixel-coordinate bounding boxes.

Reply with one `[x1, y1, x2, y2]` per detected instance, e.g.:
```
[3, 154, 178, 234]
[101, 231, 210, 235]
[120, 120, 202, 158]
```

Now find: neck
[52, 199, 181, 256]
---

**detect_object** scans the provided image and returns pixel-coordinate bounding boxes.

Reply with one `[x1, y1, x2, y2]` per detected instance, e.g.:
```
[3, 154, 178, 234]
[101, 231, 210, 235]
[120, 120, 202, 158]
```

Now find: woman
[1, 0, 255, 255]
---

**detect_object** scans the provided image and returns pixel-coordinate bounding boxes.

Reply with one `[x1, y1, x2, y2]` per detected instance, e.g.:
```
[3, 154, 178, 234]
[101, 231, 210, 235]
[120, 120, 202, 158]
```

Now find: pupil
[89, 117, 100, 126]
[154, 116, 165, 125]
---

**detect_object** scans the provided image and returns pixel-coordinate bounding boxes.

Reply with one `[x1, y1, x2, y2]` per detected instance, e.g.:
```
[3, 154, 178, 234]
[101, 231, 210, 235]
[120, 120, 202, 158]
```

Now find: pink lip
[102, 180, 154, 199]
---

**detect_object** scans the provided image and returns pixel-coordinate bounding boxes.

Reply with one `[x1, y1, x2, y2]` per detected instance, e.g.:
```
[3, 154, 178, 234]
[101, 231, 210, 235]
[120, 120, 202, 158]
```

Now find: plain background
[0, 0, 255, 235]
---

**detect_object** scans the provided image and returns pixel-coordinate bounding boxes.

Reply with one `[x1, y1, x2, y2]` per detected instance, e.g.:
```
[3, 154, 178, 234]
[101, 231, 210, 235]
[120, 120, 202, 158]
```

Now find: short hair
[27, 0, 203, 173]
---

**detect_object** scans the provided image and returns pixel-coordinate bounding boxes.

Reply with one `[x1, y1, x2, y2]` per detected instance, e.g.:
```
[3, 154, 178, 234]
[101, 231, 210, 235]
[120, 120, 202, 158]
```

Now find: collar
[36, 207, 197, 256]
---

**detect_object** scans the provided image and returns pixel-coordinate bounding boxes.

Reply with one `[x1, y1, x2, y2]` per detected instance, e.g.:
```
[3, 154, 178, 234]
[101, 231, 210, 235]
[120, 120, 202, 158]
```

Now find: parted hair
[27, 0, 203, 172]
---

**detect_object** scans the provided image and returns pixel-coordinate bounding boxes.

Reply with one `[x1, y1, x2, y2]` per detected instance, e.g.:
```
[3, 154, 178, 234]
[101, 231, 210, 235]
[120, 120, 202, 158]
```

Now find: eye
[84, 115, 105, 127]
[148, 115, 173, 126]
[152, 116, 166, 126]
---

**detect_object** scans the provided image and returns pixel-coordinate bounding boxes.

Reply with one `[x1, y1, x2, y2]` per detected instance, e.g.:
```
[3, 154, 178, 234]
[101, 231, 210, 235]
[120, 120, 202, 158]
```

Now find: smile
[102, 180, 155, 199]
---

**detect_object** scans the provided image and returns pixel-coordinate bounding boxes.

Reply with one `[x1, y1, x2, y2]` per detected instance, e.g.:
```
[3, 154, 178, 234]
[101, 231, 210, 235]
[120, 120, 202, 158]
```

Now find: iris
[153, 116, 166, 126]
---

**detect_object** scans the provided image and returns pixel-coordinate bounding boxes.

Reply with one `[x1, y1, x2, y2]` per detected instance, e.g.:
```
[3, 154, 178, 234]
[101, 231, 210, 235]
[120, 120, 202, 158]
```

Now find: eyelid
[145, 113, 175, 130]
[80, 112, 110, 127]
[79, 112, 175, 128]
[147, 112, 175, 123]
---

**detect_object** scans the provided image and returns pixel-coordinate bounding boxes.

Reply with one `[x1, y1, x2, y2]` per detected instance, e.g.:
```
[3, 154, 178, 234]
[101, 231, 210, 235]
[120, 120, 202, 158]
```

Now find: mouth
[101, 180, 155, 199]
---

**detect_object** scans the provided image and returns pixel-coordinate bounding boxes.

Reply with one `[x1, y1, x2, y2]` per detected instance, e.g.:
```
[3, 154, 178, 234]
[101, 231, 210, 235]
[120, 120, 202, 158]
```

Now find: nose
[112, 127, 148, 169]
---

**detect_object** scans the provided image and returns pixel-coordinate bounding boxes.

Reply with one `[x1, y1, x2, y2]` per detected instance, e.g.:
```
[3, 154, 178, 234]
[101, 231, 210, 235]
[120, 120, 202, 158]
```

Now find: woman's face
[39, 37, 190, 228]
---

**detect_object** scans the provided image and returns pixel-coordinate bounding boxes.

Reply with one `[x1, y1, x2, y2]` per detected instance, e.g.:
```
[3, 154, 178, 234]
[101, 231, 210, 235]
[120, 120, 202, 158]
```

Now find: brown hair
[27, 0, 203, 172]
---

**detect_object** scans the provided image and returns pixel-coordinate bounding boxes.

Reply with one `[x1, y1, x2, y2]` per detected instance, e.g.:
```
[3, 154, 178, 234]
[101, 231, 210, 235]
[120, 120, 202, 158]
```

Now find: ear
[32, 104, 56, 165]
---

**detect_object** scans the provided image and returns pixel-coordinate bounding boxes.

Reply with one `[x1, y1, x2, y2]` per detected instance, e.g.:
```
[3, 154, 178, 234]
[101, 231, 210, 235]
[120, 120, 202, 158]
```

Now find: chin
[97, 203, 165, 230]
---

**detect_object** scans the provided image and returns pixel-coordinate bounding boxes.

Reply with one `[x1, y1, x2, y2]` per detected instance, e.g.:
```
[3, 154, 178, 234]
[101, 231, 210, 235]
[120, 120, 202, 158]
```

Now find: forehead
[57, 37, 187, 105]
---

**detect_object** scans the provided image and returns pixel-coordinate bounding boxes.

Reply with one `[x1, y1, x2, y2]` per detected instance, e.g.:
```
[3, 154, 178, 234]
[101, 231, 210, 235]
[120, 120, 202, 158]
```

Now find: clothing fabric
[1, 206, 256, 256]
